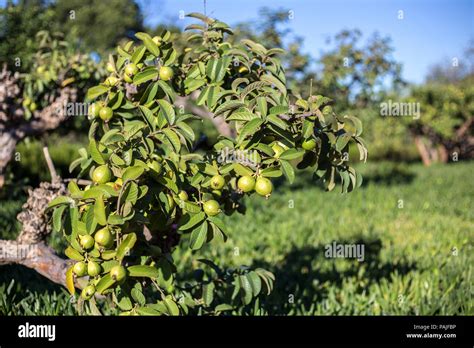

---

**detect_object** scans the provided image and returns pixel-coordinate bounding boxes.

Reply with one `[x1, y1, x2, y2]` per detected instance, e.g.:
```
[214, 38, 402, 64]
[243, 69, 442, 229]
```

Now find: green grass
[1, 162, 473, 315]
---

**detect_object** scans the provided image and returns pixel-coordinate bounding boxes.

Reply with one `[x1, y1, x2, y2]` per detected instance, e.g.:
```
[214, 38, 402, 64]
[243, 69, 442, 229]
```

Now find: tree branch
[174, 92, 235, 138]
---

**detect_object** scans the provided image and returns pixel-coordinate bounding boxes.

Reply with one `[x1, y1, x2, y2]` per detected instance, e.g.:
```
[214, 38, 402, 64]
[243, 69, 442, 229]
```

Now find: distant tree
[0, 31, 103, 187]
[53, 0, 144, 53]
[407, 77, 473, 165]
[0, 0, 58, 70]
[303, 30, 405, 111]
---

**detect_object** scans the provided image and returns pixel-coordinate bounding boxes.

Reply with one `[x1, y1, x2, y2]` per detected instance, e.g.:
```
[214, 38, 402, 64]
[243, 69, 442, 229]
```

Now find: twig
[43, 146, 59, 183]
[63, 178, 93, 186]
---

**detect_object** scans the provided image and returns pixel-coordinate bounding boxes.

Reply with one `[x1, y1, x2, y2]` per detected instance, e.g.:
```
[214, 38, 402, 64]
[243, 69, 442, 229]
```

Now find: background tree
[0, 0, 57, 70]
[53, 0, 144, 54]
[0, 31, 104, 187]
[407, 77, 474, 165]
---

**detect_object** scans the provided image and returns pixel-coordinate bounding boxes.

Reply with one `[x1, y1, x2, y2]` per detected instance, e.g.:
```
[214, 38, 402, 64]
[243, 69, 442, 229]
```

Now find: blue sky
[1, 0, 472, 83]
[136, 0, 473, 84]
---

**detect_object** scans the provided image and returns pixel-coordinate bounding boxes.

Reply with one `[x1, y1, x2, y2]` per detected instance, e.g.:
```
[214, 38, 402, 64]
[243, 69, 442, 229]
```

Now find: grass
[1, 161, 473, 315]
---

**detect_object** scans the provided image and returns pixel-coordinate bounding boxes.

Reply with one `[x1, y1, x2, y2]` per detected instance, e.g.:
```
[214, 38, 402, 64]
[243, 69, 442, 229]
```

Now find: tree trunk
[0, 240, 71, 287]
[0, 173, 77, 289]
[438, 144, 448, 163]
[414, 135, 432, 166]
[0, 130, 17, 187]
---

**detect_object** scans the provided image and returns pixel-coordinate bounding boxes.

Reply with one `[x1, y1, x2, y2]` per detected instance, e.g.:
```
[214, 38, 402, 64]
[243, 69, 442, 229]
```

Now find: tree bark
[0, 240, 71, 287]
[0, 131, 17, 187]
[0, 177, 75, 288]
[414, 135, 432, 166]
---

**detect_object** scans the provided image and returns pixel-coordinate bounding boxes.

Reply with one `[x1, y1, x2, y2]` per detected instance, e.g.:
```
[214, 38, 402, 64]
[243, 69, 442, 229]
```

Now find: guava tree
[49, 13, 367, 315]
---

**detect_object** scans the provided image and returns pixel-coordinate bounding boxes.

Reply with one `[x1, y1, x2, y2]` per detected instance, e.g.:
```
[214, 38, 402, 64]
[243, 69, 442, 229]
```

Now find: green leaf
[135, 32, 160, 56]
[226, 109, 257, 122]
[157, 80, 176, 101]
[162, 128, 181, 153]
[133, 68, 159, 85]
[136, 306, 161, 316]
[122, 166, 145, 181]
[164, 297, 180, 316]
[176, 122, 195, 142]
[52, 205, 66, 232]
[179, 212, 206, 231]
[131, 287, 146, 306]
[94, 195, 107, 226]
[203, 281, 215, 307]
[116, 233, 137, 261]
[336, 134, 351, 152]
[182, 201, 202, 214]
[48, 195, 74, 208]
[279, 148, 305, 161]
[89, 139, 105, 165]
[65, 246, 83, 261]
[96, 274, 116, 294]
[206, 216, 226, 233]
[189, 221, 208, 250]
[116, 293, 133, 311]
[344, 115, 363, 136]
[236, 118, 263, 143]
[157, 99, 176, 125]
[247, 271, 262, 296]
[131, 45, 147, 64]
[280, 160, 295, 184]
[233, 163, 254, 176]
[215, 303, 233, 312]
[266, 114, 288, 129]
[214, 100, 245, 116]
[128, 265, 160, 278]
[108, 214, 125, 225]
[239, 275, 253, 305]
[260, 166, 283, 178]
[241, 81, 268, 99]
[122, 182, 139, 204]
[86, 85, 108, 100]
[186, 12, 215, 24]
[138, 105, 156, 130]
[260, 74, 287, 96]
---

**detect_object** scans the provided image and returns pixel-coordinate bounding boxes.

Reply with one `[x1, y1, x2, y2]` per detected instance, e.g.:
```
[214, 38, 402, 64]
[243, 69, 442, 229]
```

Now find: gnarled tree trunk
[0, 180, 73, 287]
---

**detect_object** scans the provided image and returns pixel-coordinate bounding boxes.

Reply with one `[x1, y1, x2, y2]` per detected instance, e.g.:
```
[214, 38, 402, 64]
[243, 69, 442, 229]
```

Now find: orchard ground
[1, 161, 472, 315]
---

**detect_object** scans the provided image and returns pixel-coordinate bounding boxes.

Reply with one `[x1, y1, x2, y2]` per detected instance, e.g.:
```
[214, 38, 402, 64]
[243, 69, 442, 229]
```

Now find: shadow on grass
[0, 264, 66, 294]
[361, 166, 416, 186]
[251, 237, 417, 314]
[274, 162, 416, 193]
